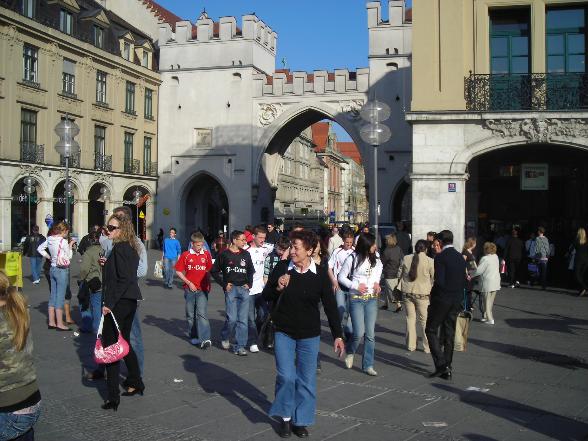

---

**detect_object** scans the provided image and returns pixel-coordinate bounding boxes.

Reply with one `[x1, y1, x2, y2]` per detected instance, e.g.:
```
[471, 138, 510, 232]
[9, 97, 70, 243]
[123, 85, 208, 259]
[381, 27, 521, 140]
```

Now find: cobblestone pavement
[22, 251, 588, 440]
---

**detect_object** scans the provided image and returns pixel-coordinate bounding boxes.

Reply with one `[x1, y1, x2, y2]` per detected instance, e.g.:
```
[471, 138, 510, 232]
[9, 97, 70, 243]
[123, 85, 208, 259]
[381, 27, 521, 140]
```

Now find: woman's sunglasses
[106, 224, 119, 232]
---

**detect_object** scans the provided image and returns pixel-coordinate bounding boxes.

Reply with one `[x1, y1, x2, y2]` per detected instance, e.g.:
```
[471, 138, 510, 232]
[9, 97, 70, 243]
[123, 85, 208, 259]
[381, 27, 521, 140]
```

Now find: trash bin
[0, 251, 23, 288]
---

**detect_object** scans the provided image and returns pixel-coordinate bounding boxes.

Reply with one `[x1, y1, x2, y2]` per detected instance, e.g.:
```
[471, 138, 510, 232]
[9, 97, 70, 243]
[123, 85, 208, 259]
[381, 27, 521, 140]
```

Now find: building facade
[338, 141, 369, 224]
[408, 0, 588, 249]
[0, 0, 160, 248]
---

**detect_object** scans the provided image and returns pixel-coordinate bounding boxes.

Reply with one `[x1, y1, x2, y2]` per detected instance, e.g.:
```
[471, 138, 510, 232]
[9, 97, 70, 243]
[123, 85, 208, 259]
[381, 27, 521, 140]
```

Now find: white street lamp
[100, 186, 110, 224]
[359, 99, 392, 247]
[23, 176, 36, 235]
[54, 116, 80, 227]
[133, 189, 142, 238]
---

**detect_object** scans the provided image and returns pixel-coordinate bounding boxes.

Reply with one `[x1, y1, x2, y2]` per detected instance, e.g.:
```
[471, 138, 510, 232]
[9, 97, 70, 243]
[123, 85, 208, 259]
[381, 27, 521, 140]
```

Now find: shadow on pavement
[432, 383, 588, 440]
[504, 314, 588, 335]
[181, 354, 272, 424]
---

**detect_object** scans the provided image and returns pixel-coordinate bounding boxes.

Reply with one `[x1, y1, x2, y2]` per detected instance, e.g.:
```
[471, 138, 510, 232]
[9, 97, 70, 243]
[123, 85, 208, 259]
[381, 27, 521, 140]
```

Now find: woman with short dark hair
[263, 230, 345, 438]
[472, 242, 501, 325]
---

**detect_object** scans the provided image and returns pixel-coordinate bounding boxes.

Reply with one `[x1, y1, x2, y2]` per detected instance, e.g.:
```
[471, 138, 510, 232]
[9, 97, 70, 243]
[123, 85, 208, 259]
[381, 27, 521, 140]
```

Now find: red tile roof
[141, 0, 183, 30]
[406, 8, 412, 22]
[311, 122, 330, 153]
[337, 142, 362, 165]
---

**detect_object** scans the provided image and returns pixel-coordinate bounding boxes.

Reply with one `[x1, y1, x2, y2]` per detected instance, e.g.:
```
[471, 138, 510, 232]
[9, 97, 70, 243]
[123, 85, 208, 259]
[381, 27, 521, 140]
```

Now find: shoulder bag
[258, 262, 290, 350]
[56, 239, 70, 268]
[94, 313, 130, 364]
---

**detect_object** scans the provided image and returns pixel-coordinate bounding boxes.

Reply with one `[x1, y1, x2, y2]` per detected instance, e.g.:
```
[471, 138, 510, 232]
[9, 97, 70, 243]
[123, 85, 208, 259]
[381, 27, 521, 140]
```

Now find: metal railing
[60, 153, 80, 168]
[94, 153, 112, 172]
[20, 142, 44, 164]
[144, 161, 158, 176]
[465, 72, 588, 111]
[124, 159, 140, 174]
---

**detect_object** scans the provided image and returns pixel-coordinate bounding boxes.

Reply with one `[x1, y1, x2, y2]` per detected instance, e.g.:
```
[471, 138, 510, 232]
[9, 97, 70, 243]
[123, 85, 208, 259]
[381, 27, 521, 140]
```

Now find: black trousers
[576, 259, 588, 290]
[103, 298, 141, 401]
[425, 300, 461, 370]
[507, 258, 521, 285]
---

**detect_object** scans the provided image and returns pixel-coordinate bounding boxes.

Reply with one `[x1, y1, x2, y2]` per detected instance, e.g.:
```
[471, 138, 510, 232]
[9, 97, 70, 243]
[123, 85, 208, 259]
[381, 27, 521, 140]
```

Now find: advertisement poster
[521, 164, 549, 191]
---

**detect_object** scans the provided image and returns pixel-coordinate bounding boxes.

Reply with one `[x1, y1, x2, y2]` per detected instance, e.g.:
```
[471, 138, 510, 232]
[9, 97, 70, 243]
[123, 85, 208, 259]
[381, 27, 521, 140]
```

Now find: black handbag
[258, 265, 289, 350]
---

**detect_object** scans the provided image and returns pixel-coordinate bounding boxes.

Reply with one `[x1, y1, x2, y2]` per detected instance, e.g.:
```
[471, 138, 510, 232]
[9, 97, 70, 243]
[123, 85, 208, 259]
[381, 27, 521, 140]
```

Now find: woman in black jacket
[262, 230, 345, 438]
[100, 214, 143, 411]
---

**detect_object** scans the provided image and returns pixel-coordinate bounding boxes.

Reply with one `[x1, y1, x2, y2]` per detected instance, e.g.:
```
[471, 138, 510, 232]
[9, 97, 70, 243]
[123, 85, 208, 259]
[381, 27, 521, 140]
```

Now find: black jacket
[431, 246, 466, 304]
[22, 233, 46, 258]
[262, 260, 342, 340]
[102, 242, 141, 309]
[504, 237, 524, 261]
[210, 248, 254, 290]
[381, 245, 403, 279]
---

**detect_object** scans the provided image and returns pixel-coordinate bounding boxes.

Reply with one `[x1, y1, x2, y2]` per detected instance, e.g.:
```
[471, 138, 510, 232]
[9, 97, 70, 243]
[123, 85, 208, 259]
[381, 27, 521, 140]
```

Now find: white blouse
[337, 251, 383, 296]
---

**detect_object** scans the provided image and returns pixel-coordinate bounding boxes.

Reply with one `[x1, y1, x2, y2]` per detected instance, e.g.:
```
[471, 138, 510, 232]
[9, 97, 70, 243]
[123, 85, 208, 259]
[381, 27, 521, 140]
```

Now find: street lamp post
[100, 186, 110, 225]
[133, 189, 142, 239]
[23, 176, 36, 235]
[54, 116, 80, 228]
[359, 100, 391, 247]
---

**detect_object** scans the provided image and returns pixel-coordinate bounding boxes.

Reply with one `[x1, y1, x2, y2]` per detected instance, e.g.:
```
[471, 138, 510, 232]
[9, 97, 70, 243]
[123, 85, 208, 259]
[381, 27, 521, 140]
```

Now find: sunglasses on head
[106, 224, 119, 232]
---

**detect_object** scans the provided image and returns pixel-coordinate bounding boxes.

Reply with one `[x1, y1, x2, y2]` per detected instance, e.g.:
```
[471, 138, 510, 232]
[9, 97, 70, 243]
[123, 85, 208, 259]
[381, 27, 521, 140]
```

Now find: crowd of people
[3, 217, 588, 440]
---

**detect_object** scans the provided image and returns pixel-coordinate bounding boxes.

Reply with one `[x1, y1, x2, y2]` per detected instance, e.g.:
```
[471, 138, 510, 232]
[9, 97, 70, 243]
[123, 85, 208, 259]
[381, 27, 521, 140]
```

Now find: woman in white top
[37, 221, 74, 331]
[338, 233, 383, 376]
[472, 242, 501, 325]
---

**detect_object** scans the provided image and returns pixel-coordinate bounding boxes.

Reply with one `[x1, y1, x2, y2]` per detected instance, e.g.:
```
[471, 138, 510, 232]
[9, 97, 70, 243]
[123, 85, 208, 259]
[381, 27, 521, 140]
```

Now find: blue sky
[156, 1, 412, 140]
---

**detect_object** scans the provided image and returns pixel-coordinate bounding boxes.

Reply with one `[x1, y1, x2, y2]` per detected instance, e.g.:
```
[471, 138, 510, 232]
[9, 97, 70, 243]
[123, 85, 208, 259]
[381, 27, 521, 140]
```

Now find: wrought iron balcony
[60, 153, 80, 168]
[20, 142, 44, 164]
[143, 161, 158, 177]
[465, 72, 588, 112]
[94, 153, 112, 172]
[124, 159, 140, 174]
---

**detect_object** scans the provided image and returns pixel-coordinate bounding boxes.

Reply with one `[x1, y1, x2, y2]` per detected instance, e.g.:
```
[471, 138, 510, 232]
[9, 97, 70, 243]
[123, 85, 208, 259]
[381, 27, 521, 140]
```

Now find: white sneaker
[249, 344, 259, 353]
[509, 285, 515, 289]
[190, 338, 200, 346]
[345, 354, 354, 369]
[201, 340, 211, 350]
[32, 280, 40, 284]
[221, 340, 230, 350]
[485, 320, 495, 325]
[480, 318, 488, 322]
[364, 367, 378, 376]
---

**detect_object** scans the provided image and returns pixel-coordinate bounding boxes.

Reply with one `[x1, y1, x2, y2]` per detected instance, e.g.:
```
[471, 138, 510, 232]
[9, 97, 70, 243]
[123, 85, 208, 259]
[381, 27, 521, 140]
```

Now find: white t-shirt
[338, 251, 383, 295]
[247, 244, 271, 295]
[328, 246, 354, 278]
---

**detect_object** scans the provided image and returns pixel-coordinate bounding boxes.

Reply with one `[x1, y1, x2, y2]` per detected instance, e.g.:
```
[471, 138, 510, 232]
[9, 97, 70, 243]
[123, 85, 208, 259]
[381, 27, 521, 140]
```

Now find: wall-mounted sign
[193, 128, 212, 148]
[448, 183, 456, 192]
[521, 164, 549, 190]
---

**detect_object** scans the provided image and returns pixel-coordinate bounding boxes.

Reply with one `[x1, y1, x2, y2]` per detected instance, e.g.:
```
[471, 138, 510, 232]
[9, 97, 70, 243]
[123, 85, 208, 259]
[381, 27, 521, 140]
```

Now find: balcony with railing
[94, 153, 112, 172]
[20, 142, 44, 164]
[465, 72, 588, 112]
[124, 159, 140, 174]
[143, 161, 158, 177]
[60, 153, 80, 168]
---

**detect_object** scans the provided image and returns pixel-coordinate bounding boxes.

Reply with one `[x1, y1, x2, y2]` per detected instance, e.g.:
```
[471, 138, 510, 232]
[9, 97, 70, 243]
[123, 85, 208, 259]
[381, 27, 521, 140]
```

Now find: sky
[155, 1, 412, 141]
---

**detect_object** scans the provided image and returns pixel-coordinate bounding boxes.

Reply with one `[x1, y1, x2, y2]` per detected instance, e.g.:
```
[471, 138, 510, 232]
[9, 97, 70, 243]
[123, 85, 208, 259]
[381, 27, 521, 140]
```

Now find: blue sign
[329, 211, 336, 222]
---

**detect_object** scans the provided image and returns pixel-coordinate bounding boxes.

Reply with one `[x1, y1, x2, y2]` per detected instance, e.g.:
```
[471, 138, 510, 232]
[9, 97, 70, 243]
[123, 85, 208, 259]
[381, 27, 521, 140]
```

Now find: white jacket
[37, 235, 73, 267]
[472, 254, 501, 293]
[338, 252, 383, 295]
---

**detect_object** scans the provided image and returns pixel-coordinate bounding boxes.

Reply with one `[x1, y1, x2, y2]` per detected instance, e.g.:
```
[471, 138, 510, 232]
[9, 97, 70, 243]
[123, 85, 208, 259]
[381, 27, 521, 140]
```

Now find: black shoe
[292, 426, 309, 438]
[428, 366, 450, 378]
[101, 400, 119, 411]
[85, 370, 104, 381]
[394, 305, 403, 313]
[121, 385, 145, 396]
[278, 420, 292, 438]
[440, 370, 453, 380]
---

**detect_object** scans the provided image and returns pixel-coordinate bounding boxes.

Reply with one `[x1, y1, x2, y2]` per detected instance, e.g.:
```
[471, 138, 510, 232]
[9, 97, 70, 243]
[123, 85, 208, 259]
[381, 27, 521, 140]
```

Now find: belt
[404, 293, 430, 300]
[350, 293, 379, 300]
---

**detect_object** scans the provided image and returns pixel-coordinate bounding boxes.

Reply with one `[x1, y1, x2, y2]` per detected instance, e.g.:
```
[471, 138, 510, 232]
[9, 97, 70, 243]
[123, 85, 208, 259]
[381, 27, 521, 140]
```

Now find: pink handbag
[94, 313, 129, 364]
[56, 240, 70, 268]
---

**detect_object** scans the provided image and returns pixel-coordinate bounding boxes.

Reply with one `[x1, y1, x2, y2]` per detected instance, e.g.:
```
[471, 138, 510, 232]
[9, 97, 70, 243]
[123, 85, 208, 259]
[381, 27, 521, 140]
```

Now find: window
[547, 7, 587, 73]
[123, 42, 131, 61]
[144, 88, 153, 118]
[124, 132, 134, 173]
[93, 25, 104, 49]
[22, 0, 34, 18]
[94, 125, 105, 160]
[490, 9, 530, 74]
[20, 109, 37, 146]
[125, 81, 135, 114]
[142, 51, 149, 68]
[23, 44, 38, 83]
[143, 137, 152, 174]
[59, 9, 73, 35]
[62, 59, 76, 95]
[96, 70, 107, 103]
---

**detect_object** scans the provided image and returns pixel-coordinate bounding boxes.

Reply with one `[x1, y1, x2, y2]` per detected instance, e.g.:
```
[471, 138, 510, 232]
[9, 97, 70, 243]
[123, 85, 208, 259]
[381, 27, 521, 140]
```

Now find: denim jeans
[335, 289, 353, 339]
[163, 257, 178, 287]
[79, 288, 101, 333]
[270, 332, 320, 427]
[0, 402, 41, 441]
[247, 293, 268, 347]
[538, 260, 548, 289]
[29, 256, 42, 282]
[348, 298, 378, 371]
[131, 306, 145, 376]
[184, 289, 211, 343]
[220, 285, 250, 351]
[49, 266, 68, 308]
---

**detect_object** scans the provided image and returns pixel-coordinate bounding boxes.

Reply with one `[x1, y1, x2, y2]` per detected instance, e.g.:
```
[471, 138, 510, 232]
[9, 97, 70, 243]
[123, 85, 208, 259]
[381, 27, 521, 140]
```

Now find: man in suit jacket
[425, 230, 466, 379]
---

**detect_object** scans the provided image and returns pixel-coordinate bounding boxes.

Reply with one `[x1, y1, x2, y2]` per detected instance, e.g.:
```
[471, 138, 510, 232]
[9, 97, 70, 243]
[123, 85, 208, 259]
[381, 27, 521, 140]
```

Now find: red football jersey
[175, 249, 213, 292]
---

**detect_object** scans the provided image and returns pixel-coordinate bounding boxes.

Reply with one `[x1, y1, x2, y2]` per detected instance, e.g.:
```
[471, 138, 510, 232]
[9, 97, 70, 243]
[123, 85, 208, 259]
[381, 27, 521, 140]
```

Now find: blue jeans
[348, 298, 378, 371]
[131, 306, 144, 376]
[0, 402, 41, 441]
[247, 293, 268, 346]
[29, 256, 42, 282]
[220, 286, 250, 351]
[163, 257, 178, 287]
[89, 291, 102, 334]
[270, 332, 320, 426]
[335, 289, 353, 339]
[184, 290, 211, 343]
[49, 267, 68, 308]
